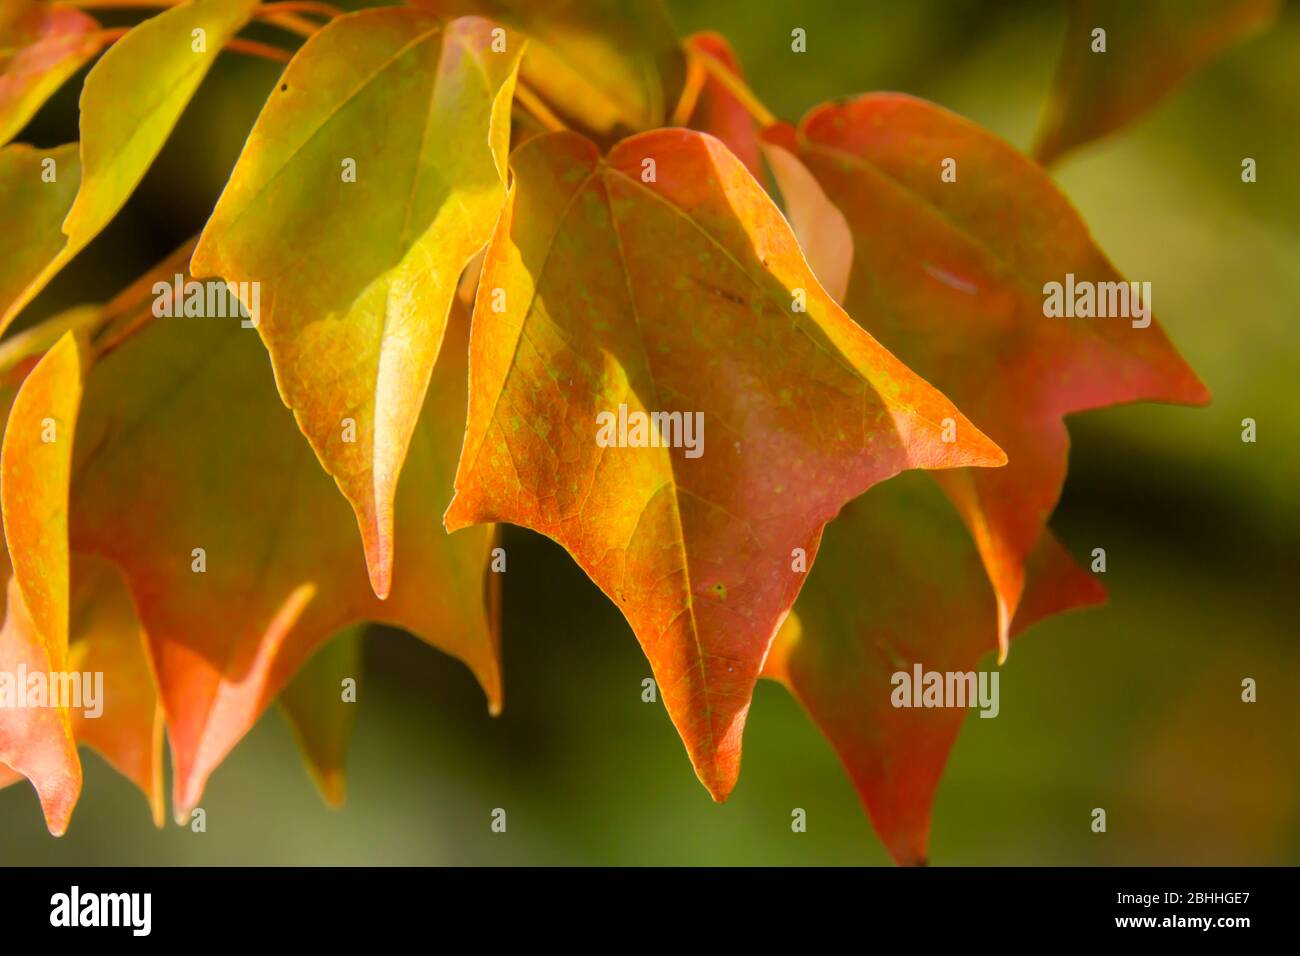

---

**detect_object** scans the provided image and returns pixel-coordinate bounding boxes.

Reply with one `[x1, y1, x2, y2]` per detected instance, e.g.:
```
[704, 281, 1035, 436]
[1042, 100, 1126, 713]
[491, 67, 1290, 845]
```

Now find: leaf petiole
[513, 82, 568, 133]
[688, 46, 777, 128]
[669, 53, 707, 127]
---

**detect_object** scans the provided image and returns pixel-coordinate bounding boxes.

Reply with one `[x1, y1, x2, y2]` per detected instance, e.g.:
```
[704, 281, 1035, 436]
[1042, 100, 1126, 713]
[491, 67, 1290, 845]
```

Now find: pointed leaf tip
[192, 10, 523, 595]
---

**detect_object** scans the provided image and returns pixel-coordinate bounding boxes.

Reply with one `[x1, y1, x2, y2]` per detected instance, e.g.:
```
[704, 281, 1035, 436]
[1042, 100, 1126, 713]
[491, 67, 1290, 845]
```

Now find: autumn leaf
[764, 94, 1209, 659]
[420, 0, 685, 137]
[0, 552, 166, 831]
[2, 330, 84, 674]
[764, 471, 1105, 865]
[192, 9, 522, 600]
[66, 554, 165, 827]
[676, 34, 852, 301]
[1034, 0, 1280, 165]
[0, 331, 85, 835]
[445, 127, 1005, 800]
[680, 32, 763, 181]
[0, 575, 80, 833]
[0, 0, 101, 146]
[0, 0, 258, 333]
[68, 265, 498, 819]
[759, 136, 852, 305]
[279, 625, 363, 807]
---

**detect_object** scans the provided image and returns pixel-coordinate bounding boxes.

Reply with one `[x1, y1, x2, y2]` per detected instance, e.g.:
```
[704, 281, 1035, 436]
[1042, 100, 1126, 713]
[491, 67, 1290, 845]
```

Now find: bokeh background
[3, 0, 1297, 865]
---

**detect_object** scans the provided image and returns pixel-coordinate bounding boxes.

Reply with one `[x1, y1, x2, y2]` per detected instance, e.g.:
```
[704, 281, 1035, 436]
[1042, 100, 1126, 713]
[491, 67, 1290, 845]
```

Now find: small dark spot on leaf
[281, 83, 288, 92]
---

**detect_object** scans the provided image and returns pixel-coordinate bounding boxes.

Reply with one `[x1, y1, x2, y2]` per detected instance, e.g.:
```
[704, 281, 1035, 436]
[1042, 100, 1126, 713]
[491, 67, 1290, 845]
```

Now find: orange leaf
[445, 128, 1005, 800]
[69, 271, 498, 819]
[67, 555, 165, 827]
[764, 472, 1105, 864]
[0, 332, 86, 834]
[682, 32, 763, 182]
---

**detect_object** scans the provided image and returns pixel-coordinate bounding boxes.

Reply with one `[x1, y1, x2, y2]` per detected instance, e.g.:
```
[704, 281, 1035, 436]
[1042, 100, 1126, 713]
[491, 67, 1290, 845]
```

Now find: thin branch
[256, 11, 321, 38]
[257, 1, 344, 17]
[224, 38, 293, 63]
[57, 1, 184, 9]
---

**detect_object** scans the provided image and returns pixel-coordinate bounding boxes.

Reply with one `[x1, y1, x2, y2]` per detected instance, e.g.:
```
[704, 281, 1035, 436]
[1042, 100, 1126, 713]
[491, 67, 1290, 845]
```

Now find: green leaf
[0, 142, 81, 330]
[191, 9, 523, 599]
[422, 0, 685, 136]
[280, 625, 364, 807]
[1034, 0, 1280, 165]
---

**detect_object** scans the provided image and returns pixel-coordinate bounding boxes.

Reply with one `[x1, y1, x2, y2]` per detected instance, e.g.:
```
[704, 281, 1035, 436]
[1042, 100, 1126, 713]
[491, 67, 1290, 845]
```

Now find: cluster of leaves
[0, 0, 1275, 862]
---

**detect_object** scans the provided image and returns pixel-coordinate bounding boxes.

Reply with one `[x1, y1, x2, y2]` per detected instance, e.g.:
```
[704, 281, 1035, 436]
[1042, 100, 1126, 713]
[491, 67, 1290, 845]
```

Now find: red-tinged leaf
[1034, 0, 1280, 165]
[0, 0, 258, 333]
[444, 128, 1006, 800]
[69, 280, 499, 819]
[0, 550, 166, 827]
[0, 574, 80, 833]
[67, 554, 165, 827]
[419, 0, 685, 137]
[682, 32, 763, 182]
[764, 471, 1105, 865]
[279, 625, 363, 807]
[0, 0, 101, 146]
[191, 9, 523, 600]
[764, 95, 1209, 657]
[0, 332, 86, 835]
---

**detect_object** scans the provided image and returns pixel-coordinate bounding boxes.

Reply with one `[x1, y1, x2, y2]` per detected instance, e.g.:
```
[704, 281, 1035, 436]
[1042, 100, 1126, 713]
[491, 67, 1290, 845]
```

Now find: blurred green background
[3, 0, 1297, 865]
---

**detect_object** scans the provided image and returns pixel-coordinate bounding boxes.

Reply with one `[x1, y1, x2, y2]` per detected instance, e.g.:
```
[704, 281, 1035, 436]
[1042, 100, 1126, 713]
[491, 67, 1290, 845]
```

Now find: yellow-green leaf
[0, 142, 81, 329]
[192, 9, 523, 599]
[279, 625, 363, 807]
[422, 0, 685, 136]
